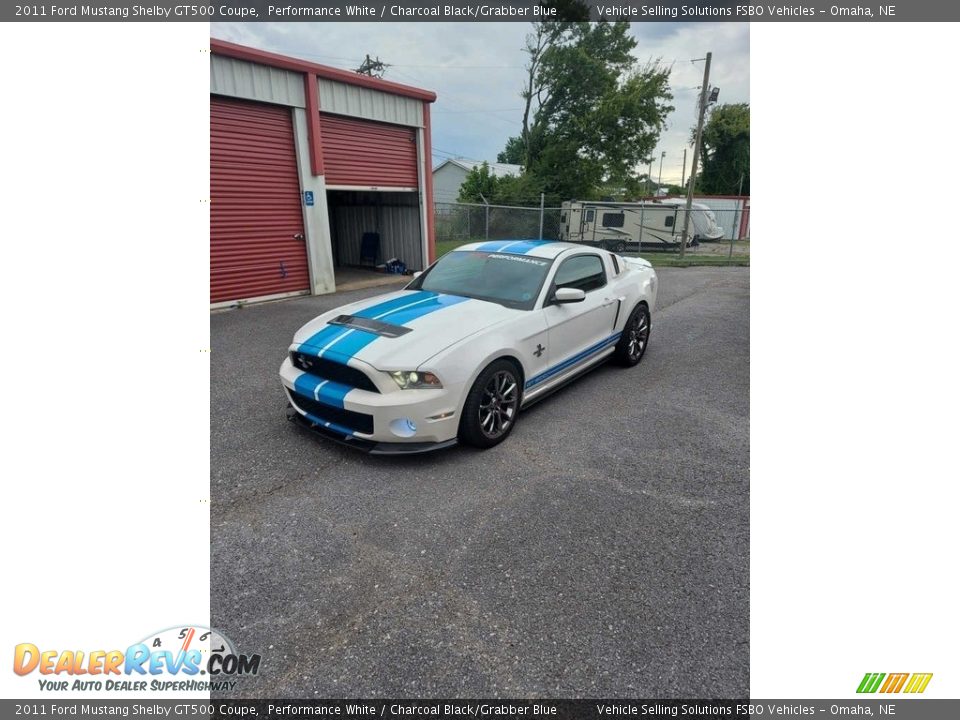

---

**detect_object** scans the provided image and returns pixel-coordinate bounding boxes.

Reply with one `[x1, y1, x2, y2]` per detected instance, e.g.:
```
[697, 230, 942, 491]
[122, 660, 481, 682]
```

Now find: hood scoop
[328, 314, 412, 338]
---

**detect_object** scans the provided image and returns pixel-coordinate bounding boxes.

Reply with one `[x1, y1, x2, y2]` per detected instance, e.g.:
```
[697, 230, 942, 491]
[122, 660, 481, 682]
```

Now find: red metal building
[210, 39, 437, 306]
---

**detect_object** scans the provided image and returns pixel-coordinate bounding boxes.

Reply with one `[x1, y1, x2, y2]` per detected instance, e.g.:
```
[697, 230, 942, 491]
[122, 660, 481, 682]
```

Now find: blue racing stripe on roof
[475, 239, 556, 255]
[474, 240, 513, 252]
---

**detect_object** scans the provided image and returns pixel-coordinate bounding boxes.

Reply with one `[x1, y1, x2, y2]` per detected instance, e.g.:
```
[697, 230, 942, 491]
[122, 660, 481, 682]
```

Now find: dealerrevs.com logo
[13, 625, 261, 692]
[857, 672, 933, 694]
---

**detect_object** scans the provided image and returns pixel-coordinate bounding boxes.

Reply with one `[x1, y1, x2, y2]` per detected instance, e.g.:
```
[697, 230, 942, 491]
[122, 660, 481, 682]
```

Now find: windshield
[410, 250, 553, 310]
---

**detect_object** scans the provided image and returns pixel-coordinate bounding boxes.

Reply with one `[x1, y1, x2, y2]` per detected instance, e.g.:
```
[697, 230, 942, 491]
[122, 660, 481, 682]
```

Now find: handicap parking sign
[303, 191, 314, 206]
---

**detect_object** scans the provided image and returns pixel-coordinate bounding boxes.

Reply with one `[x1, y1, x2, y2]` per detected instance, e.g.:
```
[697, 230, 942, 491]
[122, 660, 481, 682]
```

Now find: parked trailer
[559, 200, 724, 251]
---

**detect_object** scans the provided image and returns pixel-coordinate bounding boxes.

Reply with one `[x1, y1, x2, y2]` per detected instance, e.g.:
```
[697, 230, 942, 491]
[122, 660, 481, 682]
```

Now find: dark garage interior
[327, 190, 424, 273]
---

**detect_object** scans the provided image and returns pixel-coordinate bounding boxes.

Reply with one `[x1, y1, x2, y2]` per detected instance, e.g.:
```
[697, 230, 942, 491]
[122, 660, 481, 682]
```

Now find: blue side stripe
[292, 375, 353, 409]
[525, 332, 622, 389]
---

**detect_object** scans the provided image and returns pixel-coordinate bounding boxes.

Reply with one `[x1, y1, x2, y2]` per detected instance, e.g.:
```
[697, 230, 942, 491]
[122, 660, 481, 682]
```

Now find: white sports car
[279, 240, 657, 453]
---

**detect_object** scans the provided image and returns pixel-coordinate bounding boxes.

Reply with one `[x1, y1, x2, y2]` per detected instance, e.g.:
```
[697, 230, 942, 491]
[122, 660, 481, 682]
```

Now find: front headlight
[390, 370, 443, 390]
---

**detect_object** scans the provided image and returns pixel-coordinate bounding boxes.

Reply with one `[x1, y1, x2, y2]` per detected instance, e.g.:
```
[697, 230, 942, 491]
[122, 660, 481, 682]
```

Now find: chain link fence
[434, 201, 749, 265]
[435, 201, 563, 243]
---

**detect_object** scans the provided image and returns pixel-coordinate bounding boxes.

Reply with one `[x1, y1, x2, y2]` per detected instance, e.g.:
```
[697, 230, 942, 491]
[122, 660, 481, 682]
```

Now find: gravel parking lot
[211, 266, 749, 698]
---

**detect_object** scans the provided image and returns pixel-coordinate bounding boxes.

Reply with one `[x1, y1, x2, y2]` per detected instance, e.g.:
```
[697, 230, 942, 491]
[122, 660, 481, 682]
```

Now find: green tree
[458, 164, 543, 205]
[497, 136, 525, 165]
[500, 21, 673, 203]
[696, 103, 750, 195]
[456, 162, 501, 203]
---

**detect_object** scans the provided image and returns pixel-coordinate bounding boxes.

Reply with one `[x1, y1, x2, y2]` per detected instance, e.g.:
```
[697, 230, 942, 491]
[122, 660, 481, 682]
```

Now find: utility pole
[730, 172, 744, 259]
[657, 151, 666, 193]
[680, 51, 711, 259]
[538, 192, 545, 240]
[681, 148, 687, 189]
[646, 160, 653, 197]
[355, 54, 388, 77]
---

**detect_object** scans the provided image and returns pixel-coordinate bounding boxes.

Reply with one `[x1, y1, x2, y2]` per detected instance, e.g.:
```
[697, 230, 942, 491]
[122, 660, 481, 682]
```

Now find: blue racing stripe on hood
[297, 291, 437, 352]
[318, 292, 470, 363]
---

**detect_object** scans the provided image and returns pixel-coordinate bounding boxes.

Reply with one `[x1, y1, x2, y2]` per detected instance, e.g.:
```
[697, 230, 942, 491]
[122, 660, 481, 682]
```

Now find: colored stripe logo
[857, 673, 932, 694]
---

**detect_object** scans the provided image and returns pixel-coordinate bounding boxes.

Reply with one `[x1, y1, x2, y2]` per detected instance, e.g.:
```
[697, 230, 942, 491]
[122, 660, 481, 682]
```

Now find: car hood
[292, 289, 518, 370]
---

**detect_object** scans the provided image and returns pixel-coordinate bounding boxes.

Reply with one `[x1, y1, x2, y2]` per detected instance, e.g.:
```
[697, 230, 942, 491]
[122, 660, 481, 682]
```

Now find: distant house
[432, 159, 523, 204]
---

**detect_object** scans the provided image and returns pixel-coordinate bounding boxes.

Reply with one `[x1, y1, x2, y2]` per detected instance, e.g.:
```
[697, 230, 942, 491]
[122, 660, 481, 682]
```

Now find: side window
[602, 212, 624, 228]
[585, 209, 595, 223]
[664, 215, 675, 227]
[561, 212, 567, 223]
[553, 255, 606, 293]
[609, 253, 620, 274]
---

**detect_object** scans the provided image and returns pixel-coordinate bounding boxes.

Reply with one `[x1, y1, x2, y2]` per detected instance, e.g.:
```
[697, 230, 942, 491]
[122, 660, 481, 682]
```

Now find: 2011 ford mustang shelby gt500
[279, 240, 657, 453]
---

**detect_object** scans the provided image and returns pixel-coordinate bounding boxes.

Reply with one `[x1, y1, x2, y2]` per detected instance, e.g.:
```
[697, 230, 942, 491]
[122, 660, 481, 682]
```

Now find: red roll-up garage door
[210, 97, 309, 304]
[320, 114, 419, 188]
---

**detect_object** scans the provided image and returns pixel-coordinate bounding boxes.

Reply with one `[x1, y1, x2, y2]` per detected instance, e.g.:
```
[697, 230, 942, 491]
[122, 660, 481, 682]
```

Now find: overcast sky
[211, 22, 749, 186]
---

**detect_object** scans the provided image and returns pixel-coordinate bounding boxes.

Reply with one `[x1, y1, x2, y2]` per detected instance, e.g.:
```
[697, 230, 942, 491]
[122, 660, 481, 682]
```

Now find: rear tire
[458, 360, 522, 449]
[613, 303, 651, 367]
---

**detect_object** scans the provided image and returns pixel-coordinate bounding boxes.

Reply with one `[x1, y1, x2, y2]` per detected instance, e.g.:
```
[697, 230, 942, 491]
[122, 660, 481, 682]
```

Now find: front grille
[288, 391, 375, 435]
[290, 351, 380, 393]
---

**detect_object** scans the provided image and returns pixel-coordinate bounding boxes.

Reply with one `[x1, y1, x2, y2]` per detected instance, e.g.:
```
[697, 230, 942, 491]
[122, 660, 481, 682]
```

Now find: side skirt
[520, 349, 615, 410]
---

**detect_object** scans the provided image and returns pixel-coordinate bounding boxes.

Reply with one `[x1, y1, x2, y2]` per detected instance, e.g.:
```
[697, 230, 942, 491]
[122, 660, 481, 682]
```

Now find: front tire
[613, 303, 651, 367]
[458, 360, 522, 449]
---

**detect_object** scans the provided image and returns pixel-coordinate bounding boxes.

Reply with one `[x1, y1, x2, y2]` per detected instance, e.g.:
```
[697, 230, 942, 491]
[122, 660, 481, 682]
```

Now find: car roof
[452, 240, 580, 260]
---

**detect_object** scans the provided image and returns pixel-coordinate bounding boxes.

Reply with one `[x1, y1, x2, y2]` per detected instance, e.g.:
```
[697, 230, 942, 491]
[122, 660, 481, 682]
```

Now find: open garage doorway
[327, 190, 425, 290]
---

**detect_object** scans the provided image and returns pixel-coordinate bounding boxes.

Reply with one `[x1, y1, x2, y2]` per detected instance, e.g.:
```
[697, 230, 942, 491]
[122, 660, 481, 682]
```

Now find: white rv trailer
[559, 200, 724, 251]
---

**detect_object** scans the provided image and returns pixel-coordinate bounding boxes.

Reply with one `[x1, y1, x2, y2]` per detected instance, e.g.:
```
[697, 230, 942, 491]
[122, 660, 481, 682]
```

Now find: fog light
[389, 417, 417, 438]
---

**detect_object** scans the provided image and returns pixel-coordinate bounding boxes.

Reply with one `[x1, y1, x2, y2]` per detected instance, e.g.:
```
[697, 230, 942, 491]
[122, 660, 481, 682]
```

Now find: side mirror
[413, 271, 423, 278]
[553, 287, 586, 304]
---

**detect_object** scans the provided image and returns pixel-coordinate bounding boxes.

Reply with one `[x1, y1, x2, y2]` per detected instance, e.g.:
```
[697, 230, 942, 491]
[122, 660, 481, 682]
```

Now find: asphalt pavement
[210, 266, 750, 698]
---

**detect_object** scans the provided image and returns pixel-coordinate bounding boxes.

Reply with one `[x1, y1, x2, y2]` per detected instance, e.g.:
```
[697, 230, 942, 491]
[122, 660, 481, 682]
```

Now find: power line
[355, 54, 389, 78]
[433, 108, 524, 114]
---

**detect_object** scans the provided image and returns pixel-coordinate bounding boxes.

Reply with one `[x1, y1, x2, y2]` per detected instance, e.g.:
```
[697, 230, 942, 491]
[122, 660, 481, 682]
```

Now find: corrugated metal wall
[210, 55, 305, 108]
[690, 197, 747, 240]
[318, 78, 422, 127]
[210, 97, 310, 303]
[320, 114, 419, 189]
[328, 191, 423, 271]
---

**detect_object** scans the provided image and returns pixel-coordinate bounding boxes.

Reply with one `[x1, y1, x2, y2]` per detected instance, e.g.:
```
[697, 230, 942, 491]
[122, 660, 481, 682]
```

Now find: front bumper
[279, 357, 462, 451]
[285, 406, 458, 455]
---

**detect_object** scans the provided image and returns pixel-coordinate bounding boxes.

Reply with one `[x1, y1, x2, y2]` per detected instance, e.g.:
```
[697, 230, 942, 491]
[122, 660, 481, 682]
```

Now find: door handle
[293, 233, 305, 241]
[602, 298, 616, 307]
